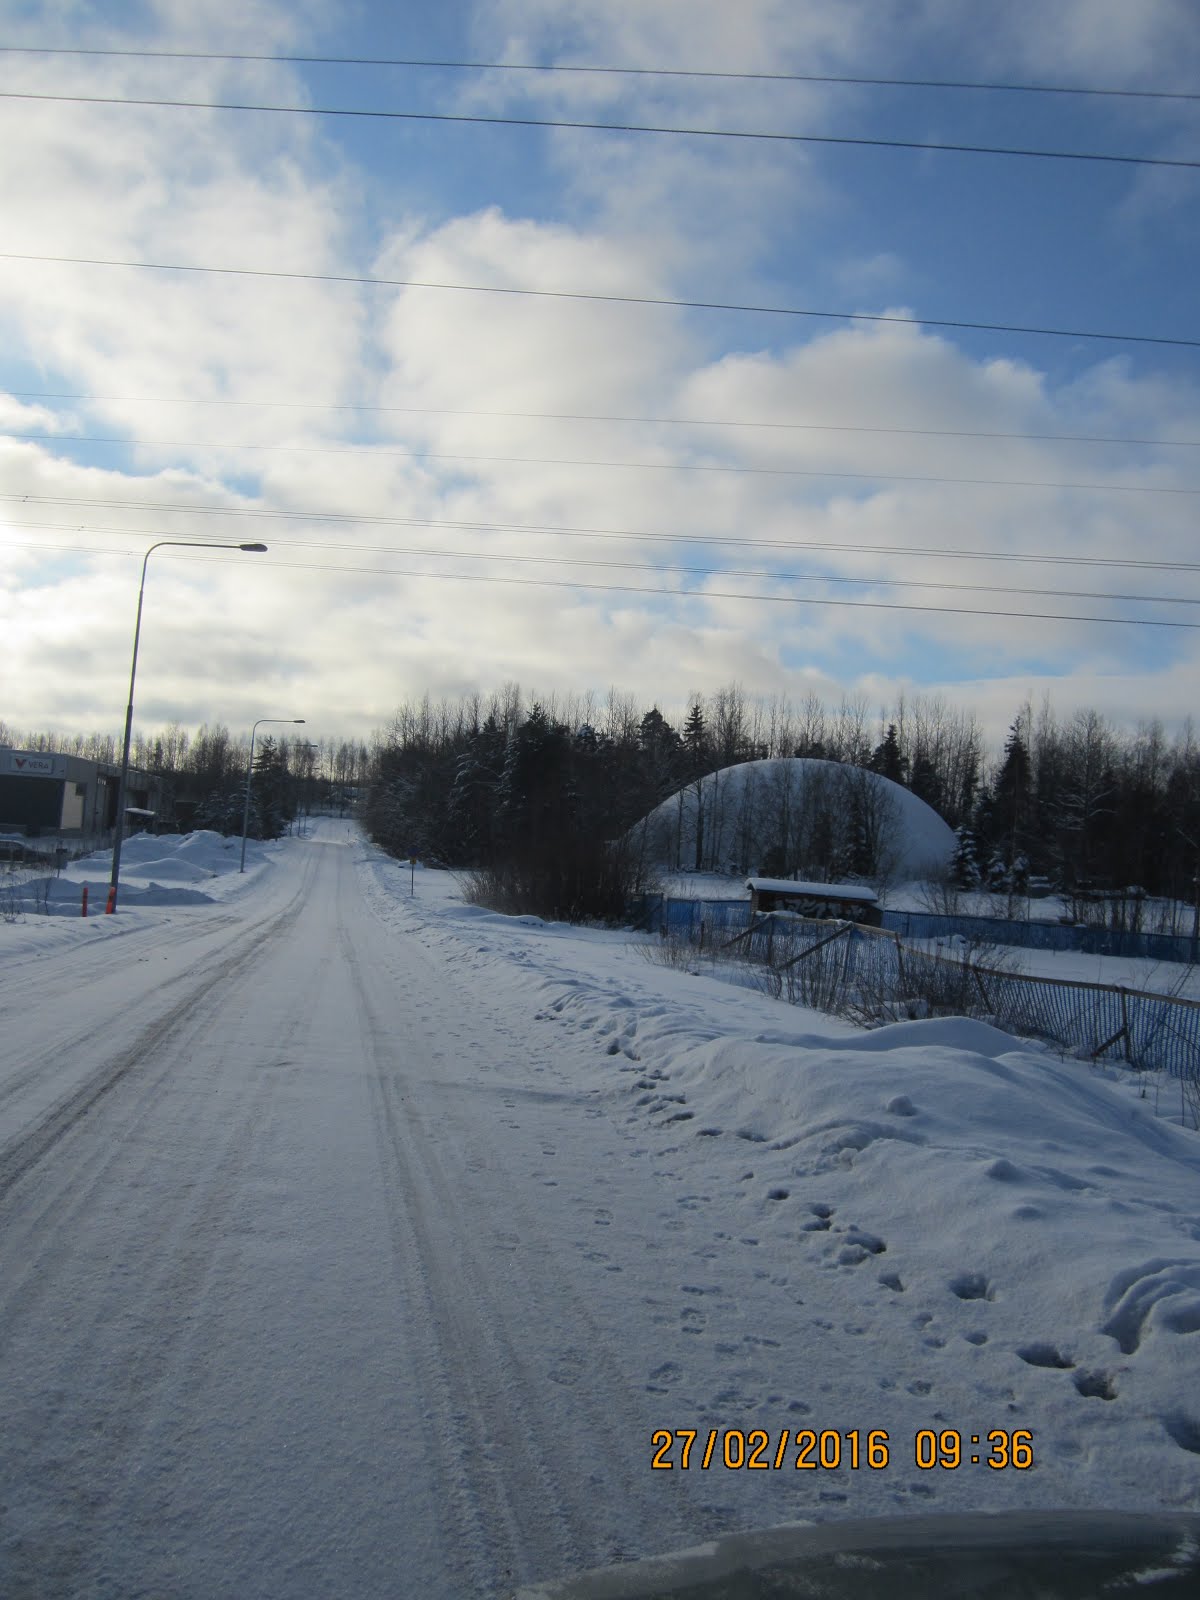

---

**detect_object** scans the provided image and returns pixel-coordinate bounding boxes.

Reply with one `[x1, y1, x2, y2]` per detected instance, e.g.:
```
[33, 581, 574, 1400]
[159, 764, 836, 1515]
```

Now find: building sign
[1, 751, 65, 778]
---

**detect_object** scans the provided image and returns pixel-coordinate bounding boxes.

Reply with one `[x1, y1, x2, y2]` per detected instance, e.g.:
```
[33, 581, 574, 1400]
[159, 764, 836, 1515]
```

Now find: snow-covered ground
[1, 824, 1198, 1598]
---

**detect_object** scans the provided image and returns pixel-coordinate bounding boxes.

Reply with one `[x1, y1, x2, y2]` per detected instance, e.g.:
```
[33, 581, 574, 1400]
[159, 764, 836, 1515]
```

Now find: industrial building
[0, 747, 164, 840]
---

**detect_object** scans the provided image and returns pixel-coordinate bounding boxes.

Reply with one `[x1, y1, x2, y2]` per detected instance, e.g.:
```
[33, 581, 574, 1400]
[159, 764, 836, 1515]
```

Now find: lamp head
[240, 542, 269, 553]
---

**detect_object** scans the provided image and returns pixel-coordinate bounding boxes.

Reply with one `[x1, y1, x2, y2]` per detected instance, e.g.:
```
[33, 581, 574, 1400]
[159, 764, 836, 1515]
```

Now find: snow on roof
[746, 877, 879, 902]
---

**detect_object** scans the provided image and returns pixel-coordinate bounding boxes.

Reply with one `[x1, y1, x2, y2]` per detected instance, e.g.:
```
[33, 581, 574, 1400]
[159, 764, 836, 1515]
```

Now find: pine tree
[870, 724, 908, 785]
[990, 719, 1031, 886]
[951, 823, 981, 888]
[682, 699, 708, 773]
[249, 735, 290, 840]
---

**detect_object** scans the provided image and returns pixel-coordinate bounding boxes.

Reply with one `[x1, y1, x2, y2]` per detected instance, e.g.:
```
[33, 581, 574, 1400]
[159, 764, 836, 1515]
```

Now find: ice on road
[1, 823, 1198, 1598]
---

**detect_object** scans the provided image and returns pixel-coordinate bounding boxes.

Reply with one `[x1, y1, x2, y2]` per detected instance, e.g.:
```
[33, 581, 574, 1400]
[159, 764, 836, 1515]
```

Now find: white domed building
[638, 758, 955, 886]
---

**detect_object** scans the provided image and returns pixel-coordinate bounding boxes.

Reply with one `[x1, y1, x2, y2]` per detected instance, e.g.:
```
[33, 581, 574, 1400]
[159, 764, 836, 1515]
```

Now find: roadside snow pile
[114, 829, 243, 884]
[40, 829, 267, 908]
[0, 831, 282, 929]
[359, 847, 1200, 1506]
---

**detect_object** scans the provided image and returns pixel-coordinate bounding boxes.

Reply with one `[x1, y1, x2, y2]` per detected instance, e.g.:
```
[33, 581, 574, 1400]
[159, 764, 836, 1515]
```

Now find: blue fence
[881, 908, 1198, 966]
[628, 894, 1197, 965]
[628, 896, 1199, 1081]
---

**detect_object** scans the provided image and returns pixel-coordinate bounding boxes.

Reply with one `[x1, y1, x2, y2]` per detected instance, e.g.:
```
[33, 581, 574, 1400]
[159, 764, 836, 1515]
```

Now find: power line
[9, 516, 1195, 607]
[4, 89, 1197, 172]
[5, 428, 1198, 496]
[8, 389, 1200, 450]
[5, 491, 1198, 575]
[1, 251, 1192, 350]
[6, 535, 1196, 630]
[1, 45, 1195, 103]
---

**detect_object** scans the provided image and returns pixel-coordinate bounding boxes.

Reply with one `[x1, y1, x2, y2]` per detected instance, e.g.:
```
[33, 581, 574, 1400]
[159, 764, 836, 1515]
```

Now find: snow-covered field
[1, 824, 1198, 1598]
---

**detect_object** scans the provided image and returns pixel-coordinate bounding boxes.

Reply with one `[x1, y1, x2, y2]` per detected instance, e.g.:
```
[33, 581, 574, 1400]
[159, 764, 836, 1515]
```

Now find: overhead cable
[2, 89, 1197, 171]
[8, 536, 1197, 630]
[7, 390, 1200, 450]
[4, 491, 1198, 574]
[9, 517, 1196, 608]
[0, 45, 1196, 101]
[4, 428, 1198, 496]
[1, 251, 1191, 349]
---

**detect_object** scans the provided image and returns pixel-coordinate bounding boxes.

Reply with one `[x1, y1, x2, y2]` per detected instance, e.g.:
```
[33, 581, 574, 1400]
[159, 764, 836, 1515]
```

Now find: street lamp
[240, 718, 305, 872]
[109, 540, 268, 911]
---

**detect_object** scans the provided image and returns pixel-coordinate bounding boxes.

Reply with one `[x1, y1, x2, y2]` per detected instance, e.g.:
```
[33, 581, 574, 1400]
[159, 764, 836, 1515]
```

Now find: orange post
[105, 885, 116, 915]
[81, 885, 89, 917]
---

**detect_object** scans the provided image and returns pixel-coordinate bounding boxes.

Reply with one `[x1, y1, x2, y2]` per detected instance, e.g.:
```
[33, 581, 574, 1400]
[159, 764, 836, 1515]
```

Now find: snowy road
[0, 831, 708, 1597]
[2, 825, 1198, 1597]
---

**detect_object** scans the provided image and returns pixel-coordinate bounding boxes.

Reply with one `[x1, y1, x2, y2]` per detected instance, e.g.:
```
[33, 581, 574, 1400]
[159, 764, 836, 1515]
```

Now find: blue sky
[1, 0, 1198, 749]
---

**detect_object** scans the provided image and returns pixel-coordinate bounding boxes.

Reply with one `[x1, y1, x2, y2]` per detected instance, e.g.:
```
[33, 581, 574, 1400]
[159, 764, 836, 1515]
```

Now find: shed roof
[745, 877, 878, 904]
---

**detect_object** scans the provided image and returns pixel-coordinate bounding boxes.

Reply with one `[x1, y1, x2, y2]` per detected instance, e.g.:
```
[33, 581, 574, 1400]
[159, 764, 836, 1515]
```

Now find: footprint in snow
[949, 1272, 994, 1302]
[1161, 1414, 1200, 1456]
[1017, 1342, 1074, 1370]
[1073, 1369, 1117, 1400]
[548, 1348, 588, 1387]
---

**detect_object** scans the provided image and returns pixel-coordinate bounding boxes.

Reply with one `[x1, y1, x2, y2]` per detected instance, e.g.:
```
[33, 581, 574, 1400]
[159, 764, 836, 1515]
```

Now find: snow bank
[357, 842, 1200, 1513]
[0, 829, 285, 950]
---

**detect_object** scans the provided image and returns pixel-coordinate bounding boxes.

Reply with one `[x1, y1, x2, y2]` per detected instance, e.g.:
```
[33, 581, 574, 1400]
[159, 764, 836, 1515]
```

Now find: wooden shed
[745, 876, 881, 926]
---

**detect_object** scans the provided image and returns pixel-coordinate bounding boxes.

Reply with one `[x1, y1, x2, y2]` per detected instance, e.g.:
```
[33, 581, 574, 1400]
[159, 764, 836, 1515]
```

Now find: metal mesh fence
[631, 897, 1199, 1080]
[844, 927, 1199, 1079]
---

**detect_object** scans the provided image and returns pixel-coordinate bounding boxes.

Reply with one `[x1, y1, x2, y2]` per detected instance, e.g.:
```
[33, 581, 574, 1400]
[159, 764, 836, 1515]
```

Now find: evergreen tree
[682, 699, 708, 773]
[445, 713, 506, 863]
[870, 724, 908, 785]
[680, 699, 712, 870]
[989, 719, 1031, 883]
[909, 750, 943, 813]
[249, 735, 293, 840]
[951, 823, 981, 888]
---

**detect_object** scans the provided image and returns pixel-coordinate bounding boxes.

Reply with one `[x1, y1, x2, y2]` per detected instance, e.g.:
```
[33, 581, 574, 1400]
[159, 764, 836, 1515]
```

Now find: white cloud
[1, 0, 1197, 757]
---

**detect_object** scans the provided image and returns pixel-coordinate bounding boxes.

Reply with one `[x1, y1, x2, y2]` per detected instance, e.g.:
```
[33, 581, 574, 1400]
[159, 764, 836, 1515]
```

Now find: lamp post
[240, 718, 305, 872]
[109, 539, 268, 911]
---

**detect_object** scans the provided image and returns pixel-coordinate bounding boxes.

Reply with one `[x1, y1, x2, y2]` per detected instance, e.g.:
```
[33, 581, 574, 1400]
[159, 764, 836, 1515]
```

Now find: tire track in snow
[0, 1063, 283, 1594]
[0, 849, 315, 1206]
[339, 927, 532, 1594]
[339, 888, 699, 1595]
[0, 851, 318, 1370]
[0, 855, 326, 1595]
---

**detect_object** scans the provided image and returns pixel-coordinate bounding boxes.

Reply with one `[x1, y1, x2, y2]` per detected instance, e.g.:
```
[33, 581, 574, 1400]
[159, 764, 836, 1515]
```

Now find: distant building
[0, 748, 164, 838]
[745, 876, 882, 926]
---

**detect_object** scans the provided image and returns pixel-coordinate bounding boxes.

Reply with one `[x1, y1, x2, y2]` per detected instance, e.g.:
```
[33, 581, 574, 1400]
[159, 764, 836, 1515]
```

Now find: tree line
[8, 687, 1198, 908]
[360, 685, 1200, 912]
